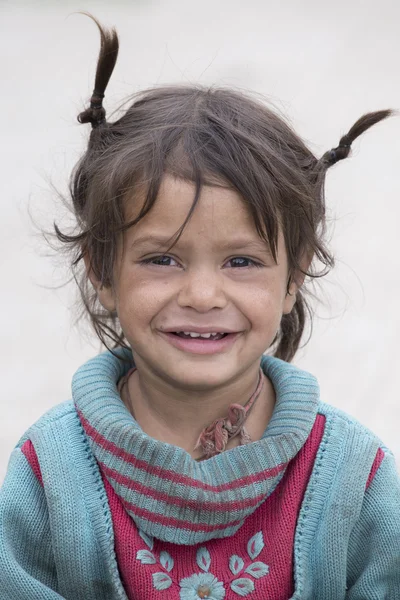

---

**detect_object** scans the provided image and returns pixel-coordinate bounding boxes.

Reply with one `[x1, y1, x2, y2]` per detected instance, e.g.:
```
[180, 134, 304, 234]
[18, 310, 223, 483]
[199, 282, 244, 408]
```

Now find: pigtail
[77, 14, 119, 128]
[321, 109, 393, 167]
[273, 292, 309, 362]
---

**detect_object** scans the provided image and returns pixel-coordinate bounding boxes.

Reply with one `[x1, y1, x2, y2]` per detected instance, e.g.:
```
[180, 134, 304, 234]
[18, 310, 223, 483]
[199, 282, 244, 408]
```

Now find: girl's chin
[161, 370, 239, 392]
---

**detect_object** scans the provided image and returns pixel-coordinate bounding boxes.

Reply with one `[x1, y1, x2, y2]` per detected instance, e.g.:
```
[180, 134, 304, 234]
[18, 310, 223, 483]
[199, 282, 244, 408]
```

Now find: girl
[1, 17, 399, 600]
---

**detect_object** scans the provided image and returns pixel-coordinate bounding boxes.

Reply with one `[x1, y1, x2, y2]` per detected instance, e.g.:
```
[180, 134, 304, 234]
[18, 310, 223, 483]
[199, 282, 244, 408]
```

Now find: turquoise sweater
[0, 350, 399, 599]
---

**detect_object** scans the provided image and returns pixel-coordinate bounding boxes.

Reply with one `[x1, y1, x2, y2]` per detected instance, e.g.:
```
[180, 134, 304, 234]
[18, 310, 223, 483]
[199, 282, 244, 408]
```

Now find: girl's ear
[283, 279, 299, 314]
[283, 252, 313, 314]
[83, 254, 117, 313]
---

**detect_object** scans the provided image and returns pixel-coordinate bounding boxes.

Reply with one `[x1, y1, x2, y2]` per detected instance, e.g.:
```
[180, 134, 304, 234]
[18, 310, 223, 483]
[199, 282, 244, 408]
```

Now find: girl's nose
[177, 268, 228, 312]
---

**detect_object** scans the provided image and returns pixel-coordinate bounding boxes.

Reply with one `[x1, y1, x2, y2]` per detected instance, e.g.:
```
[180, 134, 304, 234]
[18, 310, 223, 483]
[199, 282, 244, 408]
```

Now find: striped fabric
[73, 349, 320, 545]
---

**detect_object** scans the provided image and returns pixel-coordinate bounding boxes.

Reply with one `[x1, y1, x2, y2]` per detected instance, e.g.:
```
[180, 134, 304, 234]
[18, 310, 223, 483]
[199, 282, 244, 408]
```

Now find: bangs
[120, 107, 284, 261]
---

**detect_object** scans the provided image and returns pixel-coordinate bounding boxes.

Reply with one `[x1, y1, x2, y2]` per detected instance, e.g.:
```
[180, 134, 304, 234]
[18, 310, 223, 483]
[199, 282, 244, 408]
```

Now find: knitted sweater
[0, 350, 399, 599]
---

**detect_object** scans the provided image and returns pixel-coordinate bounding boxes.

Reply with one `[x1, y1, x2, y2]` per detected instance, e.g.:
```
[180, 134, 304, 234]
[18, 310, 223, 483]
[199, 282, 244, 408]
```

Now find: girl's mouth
[159, 331, 239, 355]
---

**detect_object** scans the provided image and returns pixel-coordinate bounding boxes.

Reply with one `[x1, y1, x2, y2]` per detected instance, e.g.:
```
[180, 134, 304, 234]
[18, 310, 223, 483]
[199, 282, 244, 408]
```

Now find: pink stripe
[366, 447, 385, 490]
[78, 410, 286, 492]
[120, 492, 244, 532]
[101, 461, 268, 512]
[21, 440, 43, 487]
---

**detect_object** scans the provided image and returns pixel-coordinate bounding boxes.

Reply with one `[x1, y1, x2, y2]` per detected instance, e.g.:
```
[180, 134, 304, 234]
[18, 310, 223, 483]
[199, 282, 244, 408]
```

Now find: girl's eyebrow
[129, 234, 180, 249]
[129, 234, 272, 254]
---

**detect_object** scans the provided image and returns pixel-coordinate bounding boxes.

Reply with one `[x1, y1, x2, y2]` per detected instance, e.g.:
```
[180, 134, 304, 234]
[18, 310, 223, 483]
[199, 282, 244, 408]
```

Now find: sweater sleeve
[0, 445, 64, 599]
[346, 448, 400, 598]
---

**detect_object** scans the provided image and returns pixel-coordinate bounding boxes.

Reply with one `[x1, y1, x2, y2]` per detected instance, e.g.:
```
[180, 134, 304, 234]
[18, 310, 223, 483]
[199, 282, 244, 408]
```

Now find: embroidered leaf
[136, 549, 156, 564]
[229, 554, 244, 575]
[245, 561, 269, 579]
[230, 578, 255, 596]
[138, 529, 154, 550]
[152, 572, 172, 591]
[246, 531, 264, 560]
[196, 547, 211, 572]
[159, 550, 174, 572]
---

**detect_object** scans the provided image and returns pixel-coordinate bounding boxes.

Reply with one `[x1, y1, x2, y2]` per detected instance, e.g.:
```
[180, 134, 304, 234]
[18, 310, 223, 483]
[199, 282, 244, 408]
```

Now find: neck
[124, 359, 276, 458]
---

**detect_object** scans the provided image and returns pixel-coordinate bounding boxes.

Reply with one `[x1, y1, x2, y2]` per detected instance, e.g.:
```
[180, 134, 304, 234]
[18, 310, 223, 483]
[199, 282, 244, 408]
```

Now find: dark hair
[56, 16, 392, 362]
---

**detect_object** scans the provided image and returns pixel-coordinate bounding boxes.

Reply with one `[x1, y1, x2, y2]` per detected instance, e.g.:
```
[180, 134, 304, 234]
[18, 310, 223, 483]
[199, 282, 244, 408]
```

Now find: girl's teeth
[179, 332, 223, 339]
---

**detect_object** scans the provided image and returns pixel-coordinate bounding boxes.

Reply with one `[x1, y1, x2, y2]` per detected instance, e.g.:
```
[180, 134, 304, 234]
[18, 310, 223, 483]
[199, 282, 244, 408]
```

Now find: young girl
[1, 18, 399, 600]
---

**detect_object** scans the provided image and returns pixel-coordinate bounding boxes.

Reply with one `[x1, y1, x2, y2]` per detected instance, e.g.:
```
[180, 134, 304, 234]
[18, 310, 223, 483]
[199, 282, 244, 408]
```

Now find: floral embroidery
[160, 551, 174, 572]
[196, 546, 212, 572]
[244, 562, 269, 578]
[246, 532, 264, 560]
[135, 529, 269, 597]
[229, 555, 244, 575]
[230, 578, 254, 597]
[138, 529, 154, 550]
[180, 573, 225, 599]
[136, 549, 156, 564]
[227, 532, 269, 596]
[153, 572, 173, 591]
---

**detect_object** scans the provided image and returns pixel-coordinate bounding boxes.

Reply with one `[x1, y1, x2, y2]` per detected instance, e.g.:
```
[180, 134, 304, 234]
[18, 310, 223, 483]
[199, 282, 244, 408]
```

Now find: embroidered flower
[136, 529, 269, 597]
[179, 573, 226, 600]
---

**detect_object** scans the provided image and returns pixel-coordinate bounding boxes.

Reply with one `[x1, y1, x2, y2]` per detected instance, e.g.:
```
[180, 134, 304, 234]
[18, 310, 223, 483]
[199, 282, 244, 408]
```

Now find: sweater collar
[73, 349, 319, 545]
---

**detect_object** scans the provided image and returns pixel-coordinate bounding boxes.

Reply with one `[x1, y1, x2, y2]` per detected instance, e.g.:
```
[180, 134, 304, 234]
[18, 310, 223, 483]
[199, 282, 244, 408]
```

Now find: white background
[1, 0, 399, 481]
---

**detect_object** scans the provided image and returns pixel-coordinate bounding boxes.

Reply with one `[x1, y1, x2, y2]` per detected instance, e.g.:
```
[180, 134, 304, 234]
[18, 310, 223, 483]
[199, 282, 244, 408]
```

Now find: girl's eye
[226, 257, 260, 268]
[141, 255, 261, 268]
[142, 255, 179, 267]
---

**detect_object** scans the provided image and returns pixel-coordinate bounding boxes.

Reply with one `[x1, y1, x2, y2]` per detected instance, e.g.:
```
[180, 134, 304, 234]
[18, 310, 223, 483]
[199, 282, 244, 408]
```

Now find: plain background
[1, 0, 399, 482]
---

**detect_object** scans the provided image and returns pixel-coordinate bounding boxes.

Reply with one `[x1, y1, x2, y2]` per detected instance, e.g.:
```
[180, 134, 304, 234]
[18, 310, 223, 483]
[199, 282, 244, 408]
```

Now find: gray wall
[1, 0, 399, 481]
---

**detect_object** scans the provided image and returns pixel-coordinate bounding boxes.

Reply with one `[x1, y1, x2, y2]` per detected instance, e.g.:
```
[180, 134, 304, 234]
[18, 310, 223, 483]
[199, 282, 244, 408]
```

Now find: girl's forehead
[126, 175, 258, 233]
[124, 176, 280, 254]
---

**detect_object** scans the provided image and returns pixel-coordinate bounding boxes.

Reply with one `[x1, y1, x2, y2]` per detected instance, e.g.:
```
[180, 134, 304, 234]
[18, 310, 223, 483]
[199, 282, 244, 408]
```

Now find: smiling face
[94, 175, 297, 391]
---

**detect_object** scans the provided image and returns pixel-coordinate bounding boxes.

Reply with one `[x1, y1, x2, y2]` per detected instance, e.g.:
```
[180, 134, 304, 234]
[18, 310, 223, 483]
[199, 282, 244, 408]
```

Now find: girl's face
[96, 175, 297, 391]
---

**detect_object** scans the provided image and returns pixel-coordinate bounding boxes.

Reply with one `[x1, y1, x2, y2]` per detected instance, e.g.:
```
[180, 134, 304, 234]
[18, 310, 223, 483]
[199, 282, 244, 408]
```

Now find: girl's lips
[158, 332, 241, 355]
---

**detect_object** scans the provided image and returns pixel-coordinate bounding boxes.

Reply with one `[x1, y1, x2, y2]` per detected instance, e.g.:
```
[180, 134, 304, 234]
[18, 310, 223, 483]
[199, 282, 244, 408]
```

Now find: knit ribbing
[73, 350, 320, 545]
